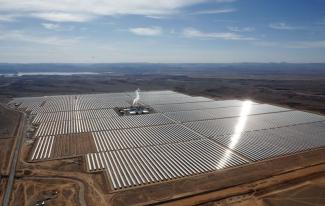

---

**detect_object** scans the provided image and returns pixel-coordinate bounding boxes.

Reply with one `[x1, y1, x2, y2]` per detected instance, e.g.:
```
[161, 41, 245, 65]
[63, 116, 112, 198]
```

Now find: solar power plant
[85, 139, 248, 189]
[10, 90, 325, 190]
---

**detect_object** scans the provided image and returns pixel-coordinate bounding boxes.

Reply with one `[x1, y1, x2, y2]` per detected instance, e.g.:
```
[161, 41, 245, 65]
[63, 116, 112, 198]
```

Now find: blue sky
[0, 0, 325, 63]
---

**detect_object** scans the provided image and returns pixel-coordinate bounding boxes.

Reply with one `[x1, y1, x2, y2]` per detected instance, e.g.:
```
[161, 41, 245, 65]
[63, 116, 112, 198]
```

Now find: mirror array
[9, 90, 325, 190]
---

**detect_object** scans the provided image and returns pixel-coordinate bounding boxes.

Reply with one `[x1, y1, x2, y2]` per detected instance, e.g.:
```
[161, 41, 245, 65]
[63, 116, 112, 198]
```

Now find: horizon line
[1, 62, 325, 64]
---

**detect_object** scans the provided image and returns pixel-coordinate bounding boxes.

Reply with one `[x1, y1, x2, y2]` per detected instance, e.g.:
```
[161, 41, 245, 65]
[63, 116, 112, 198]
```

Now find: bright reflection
[216, 100, 252, 169]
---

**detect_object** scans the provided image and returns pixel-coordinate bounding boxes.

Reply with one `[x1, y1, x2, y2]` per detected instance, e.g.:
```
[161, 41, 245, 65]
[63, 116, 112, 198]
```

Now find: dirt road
[2, 111, 25, 206]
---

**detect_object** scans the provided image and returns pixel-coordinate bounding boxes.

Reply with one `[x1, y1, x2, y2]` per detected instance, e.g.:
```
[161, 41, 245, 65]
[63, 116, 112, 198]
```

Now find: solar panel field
[9, 90, 325, 191]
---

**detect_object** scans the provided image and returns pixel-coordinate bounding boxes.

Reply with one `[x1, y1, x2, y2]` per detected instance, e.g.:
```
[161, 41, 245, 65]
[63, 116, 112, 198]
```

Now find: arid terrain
[0, 105, 21, 174]
[0, 65, 325, 206]
[1, 68, 325, 114]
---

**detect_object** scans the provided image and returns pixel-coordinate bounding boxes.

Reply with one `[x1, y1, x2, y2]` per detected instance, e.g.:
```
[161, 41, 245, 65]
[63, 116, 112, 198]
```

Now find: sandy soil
[51, 132, 96, 159]
[0, 105, 21, 173]
[212, 174, 325, 206]
[0, 179, 8, 203]
[11, 139, 108, 206]
[0, 104, 20, 138]
[9, 178, 81, 206]
[0, 104, 22, 174]
[0, 138, 15, 174]
[259, 176, 325, 206]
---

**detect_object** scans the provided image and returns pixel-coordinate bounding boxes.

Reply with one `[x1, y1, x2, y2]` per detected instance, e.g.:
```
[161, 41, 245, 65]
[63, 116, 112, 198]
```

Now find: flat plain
[0, 65, 325, 206]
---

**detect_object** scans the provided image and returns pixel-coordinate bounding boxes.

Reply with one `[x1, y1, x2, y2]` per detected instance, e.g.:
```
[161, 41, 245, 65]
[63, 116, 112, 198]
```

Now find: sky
[0, 0, 325, 63]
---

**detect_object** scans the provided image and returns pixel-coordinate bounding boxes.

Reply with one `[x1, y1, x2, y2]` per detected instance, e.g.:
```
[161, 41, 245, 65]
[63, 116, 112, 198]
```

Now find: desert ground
[0, 104, 20, 176]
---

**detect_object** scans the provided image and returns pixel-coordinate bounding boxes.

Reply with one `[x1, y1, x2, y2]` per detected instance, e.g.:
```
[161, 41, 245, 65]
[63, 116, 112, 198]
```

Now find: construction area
[3, 90, 325, 205]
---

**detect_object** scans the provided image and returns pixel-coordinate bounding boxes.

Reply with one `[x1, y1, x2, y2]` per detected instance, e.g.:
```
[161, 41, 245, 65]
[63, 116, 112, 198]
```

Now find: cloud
[0, 14, 17, 22]
[42, 23, 61, 30]
[129, 27, 162, 36]
[0, 1, 239, 22]
[145, 15, 169, 19]
[286, 41, 325, 49]
[183, 27, 255, 40]
[255, 40, 325, 49]
[0, 29, 81, 45]
[32, 12, 94, 22]
[254, 41, 279, 47]
[215, 0, 237, 2]
[227, 26, 254, 32]
[315, 18, 325, 25]
[192, 8, 236, 15]
[269, 22, 302, 30]
[0, 0, 213, 22]
[41, 23, 75, 32]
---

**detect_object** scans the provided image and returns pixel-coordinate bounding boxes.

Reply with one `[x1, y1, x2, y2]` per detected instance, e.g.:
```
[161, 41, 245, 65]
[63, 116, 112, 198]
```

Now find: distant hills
[0, 63, 324, 75]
